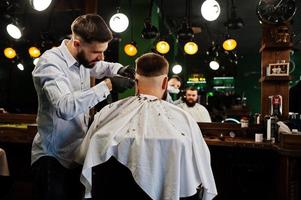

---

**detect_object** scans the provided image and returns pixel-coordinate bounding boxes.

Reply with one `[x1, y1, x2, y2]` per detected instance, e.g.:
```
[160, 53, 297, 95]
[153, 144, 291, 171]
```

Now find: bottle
[270, 116, 278, 143]
[264, 115, 271, 141]
[240, 116, 249, 128]
[254, 113, 261, 124]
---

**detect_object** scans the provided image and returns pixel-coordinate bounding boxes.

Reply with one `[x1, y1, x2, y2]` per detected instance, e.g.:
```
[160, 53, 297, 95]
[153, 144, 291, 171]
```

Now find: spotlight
[30, 0, 52, 11]
[109, 12, 129, 33]
[172, 64, 182, 74]
[141, 18, 159, 39]
[222, 36, 237, 51]
[184, 41, 198, 55]
[155, 40, 170, 54]
[28, 46, 41, 58]
[4, 47, 16, 59]
[124, 42, 137, 57]
[209, 60, 220, 70]
[201, 0, 221, 21]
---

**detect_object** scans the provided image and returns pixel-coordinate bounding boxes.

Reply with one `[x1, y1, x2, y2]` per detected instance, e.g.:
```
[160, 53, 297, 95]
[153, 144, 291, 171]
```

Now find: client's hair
[135, 53, 169, 77]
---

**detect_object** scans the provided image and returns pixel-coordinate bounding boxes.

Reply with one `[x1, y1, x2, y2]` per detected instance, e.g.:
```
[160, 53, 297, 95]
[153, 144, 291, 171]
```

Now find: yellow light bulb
[184, 41, 198, 55]
[222, 39, 237, 51]
[124, 43, 138, 56]
[156, 41, 170, 54]
[28, 47, 41, 58]
[4, 47, 17, 59]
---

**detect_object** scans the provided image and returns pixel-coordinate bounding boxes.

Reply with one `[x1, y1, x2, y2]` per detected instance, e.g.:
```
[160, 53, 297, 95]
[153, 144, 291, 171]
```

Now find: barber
[31, 14, 134, 200]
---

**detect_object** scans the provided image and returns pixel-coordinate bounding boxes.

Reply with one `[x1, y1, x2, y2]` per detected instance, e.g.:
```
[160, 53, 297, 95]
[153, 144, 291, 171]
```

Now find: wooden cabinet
[260, 24, 293, 120]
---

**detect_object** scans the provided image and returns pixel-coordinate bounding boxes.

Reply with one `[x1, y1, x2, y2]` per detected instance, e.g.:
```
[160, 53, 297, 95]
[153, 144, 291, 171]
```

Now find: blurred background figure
[178, 87, 211, 122]
[166, 75, 183, 104]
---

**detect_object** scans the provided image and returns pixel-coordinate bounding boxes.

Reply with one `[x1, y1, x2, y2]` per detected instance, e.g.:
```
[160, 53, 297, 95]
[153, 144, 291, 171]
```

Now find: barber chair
[91, 157, 201, 200]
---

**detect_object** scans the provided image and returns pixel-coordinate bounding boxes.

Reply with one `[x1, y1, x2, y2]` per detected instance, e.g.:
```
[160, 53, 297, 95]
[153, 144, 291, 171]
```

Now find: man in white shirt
[76, 52, 217, 200]
[31, 14, 134, 200]
[178, 87, 212, 123]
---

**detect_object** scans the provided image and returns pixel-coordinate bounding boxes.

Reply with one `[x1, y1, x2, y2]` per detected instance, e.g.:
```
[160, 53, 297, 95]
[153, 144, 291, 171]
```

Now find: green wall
[115, 1, 301, 116]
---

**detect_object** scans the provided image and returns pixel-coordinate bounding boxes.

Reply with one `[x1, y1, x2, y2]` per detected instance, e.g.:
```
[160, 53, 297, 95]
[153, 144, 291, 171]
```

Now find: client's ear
[162, 76, 168, 90]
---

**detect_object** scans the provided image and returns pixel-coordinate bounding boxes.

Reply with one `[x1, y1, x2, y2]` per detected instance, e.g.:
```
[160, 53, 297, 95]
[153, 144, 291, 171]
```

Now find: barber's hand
[109, 75, 135, 93]
[117, 65, 135, 79]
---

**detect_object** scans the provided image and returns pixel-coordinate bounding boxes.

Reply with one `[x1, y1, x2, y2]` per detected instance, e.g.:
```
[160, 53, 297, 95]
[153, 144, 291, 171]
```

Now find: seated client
[76, 52, 217, 200]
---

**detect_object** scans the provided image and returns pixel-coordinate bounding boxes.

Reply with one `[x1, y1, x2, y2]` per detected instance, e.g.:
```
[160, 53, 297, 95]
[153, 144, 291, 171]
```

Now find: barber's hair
[135, 53, 169, 77]
[170, 75, 182, 84]
[71, 14, 113, 43]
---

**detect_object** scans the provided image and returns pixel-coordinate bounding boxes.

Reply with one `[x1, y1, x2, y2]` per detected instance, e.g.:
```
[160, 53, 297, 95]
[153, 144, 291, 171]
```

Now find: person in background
[76, 52, 217, 200]
[31, 14, 134, 200]
[178, 87, 212, 123]
[166, 75, 183, 104]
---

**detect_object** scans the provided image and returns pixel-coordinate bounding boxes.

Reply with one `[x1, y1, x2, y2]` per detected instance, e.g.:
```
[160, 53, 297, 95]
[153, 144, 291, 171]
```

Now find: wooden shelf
[259, 76, 292, 82]
[259, 43, 293, 53]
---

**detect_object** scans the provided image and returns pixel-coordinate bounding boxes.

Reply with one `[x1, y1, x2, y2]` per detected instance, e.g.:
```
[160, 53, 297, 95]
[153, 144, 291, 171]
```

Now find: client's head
[135, 52, 169, 99]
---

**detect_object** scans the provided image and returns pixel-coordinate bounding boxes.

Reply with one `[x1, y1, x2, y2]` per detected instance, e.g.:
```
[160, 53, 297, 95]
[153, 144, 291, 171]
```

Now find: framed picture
[266, 62, 289, 76]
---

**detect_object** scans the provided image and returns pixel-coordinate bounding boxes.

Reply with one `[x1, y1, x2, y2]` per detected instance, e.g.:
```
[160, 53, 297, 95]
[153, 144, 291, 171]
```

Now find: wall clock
[257, 0, 297, 24]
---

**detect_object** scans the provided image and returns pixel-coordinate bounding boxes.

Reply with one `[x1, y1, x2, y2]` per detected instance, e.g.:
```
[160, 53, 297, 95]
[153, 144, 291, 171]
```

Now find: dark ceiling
[162, 0, 301, 54]
[99, 0, 301, 53]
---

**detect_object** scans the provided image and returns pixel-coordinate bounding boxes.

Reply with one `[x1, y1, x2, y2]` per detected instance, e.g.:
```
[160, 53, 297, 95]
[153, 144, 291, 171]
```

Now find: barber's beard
[77, 50, 95, 68]
[185, 99, 197, 107]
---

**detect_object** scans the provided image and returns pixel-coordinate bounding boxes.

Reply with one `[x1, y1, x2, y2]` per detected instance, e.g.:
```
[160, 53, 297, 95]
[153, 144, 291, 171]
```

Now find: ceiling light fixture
[209, 60, 220, 70]
[172, 64, 182, 74]
[28, 46, 41, 58]
[142, 18, 159, 39]
[30, 0, 52, 11]
[184, 41, 198, 55]
[155, 0, 171, 55]
[4, 47, 17, 59]
[141, 0, 159, 39]
[156, 40, 170, 54]
[222, 36, 237, 51]
[177, 20, 194, 41]
[6, 22, 23, 39]
[124, 0, 138, 57]
[201, 0, 221, 21]
[109, 8, 129, 33]
[17, 62, 24, 71]
[224, 0, 244, 29]
[124, 42, 137, 56]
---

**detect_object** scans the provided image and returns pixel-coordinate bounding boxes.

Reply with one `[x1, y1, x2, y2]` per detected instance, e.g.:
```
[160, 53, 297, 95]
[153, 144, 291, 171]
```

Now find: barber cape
[76, 94, 217, 200]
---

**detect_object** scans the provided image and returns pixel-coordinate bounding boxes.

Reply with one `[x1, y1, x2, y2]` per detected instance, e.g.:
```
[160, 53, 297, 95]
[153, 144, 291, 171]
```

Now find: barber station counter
[0, 114, 300, 200]
[198, 122, 301, 200]
[0, 113, 37, 199]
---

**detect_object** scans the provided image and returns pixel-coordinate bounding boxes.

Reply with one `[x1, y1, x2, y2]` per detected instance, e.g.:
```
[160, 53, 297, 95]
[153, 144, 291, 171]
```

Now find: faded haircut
[135, 53, 169, 77]
[71, 14, 113, 43]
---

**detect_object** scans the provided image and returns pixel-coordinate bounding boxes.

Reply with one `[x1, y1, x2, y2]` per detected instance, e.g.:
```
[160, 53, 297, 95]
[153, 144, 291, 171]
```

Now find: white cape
[76, 94, 217, 200]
